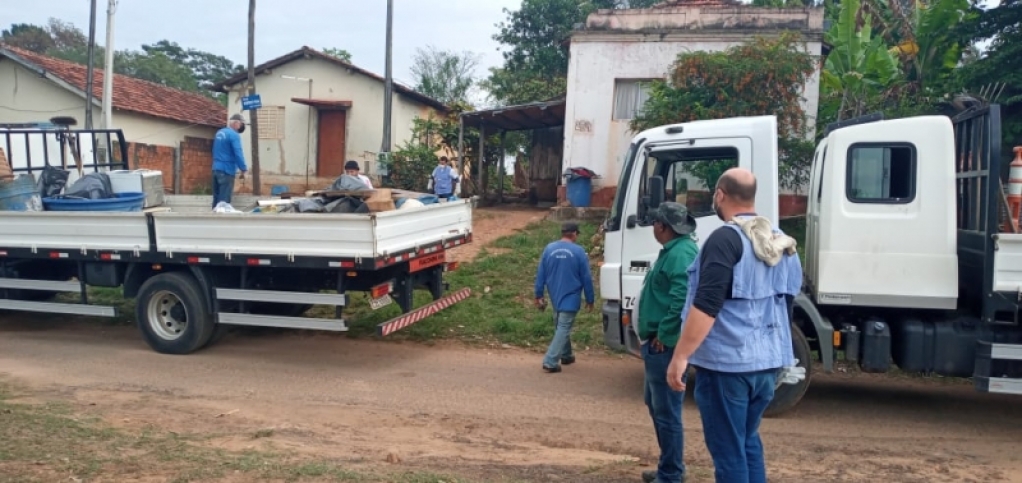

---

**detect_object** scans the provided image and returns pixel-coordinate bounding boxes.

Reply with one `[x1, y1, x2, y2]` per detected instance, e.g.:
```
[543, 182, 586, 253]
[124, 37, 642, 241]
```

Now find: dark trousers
[643, 341, 686, 483]
[212, 170, 235, 208]
[693, 367, 777, 483]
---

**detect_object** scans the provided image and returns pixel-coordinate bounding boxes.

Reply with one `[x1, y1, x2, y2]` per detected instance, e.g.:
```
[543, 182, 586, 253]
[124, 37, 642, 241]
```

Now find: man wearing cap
[534, 222, 595, 373]
[211, 114, 249, 208]
[638, 202, 699, 483]
[344, 160, 373, 189]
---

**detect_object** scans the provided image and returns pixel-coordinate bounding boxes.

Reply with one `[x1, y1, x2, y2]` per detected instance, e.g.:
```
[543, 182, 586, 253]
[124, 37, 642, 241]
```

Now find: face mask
[237, 123, 246, 134]
[712, 192, 724, 221]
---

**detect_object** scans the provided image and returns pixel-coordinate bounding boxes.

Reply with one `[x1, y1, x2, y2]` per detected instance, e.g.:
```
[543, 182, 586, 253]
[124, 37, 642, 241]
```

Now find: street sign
[241, 94, 262, 111]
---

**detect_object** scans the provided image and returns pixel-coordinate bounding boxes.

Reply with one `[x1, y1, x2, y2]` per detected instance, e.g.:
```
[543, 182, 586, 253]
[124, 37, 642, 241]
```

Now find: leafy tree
[410, 45, 479, 105]
[321, 47, 352, 63]
[957, 0, 1022, 148]
[631, 33, 818, 193]
[1, 23, 55, 53]
[485, 0, 659, 105]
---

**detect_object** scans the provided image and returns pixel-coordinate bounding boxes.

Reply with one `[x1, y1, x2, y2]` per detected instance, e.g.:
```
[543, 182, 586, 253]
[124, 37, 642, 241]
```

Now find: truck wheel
[135, 272, 215, 355]
[764, 323, 813, 418]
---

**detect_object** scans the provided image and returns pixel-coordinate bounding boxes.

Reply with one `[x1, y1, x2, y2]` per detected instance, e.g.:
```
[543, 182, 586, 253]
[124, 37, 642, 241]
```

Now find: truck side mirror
[648, 176, 665, 210]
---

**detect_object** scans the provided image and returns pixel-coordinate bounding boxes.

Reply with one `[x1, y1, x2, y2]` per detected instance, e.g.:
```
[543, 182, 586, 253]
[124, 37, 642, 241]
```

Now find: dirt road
[1, 319, 1021, 483]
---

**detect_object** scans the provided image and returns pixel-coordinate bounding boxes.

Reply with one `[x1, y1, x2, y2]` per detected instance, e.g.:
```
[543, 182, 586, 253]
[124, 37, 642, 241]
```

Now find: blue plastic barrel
[42, 192, 146, 212]
[0, 175, 41, 211]
[566, 177, 592, 207]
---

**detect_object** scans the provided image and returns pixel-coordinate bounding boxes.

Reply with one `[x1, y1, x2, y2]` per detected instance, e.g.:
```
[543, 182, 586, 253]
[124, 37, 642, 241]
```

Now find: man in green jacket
[639, 202, 699, 483]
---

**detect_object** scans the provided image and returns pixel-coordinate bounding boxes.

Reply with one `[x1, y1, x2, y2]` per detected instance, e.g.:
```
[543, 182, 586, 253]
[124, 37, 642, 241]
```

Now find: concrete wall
[563, 6, 825, 211]
[224, 56, 441, 188]
[0, 60, 216, 147]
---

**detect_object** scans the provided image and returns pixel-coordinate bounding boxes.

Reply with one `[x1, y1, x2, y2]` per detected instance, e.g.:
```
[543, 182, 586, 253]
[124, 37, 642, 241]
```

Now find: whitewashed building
[562, 2, 825, 213]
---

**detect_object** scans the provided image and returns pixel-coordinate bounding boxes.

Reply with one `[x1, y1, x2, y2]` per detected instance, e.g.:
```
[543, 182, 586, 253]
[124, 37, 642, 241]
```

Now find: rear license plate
[370, 294, 393, 310]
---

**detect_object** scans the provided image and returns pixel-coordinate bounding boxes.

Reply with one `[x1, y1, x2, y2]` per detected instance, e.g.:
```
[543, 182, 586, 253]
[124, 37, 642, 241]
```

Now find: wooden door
[317, 110, 347, 177]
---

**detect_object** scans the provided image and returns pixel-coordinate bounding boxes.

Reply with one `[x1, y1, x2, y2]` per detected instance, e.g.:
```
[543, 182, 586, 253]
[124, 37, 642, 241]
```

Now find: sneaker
[542, 365, 561, 373]
[561, 355, 576, 365]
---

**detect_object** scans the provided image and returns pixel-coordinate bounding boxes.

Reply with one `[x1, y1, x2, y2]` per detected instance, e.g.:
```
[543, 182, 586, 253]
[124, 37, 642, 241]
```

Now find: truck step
[974, 341, 1022, 394]
[217, 313, 349, 332]
[974, 376, 1022, 395]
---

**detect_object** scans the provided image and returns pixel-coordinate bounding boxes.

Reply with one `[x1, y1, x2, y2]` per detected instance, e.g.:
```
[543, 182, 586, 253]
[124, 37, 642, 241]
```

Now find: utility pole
[102, 0, 118, 130]
[380, 0, 393, 154]
[85, 0, 98, 129]
[247, 0, 262, 195]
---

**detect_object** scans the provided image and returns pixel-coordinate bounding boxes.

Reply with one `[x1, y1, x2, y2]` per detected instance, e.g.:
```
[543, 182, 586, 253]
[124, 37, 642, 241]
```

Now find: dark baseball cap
[344, 160, 360, 171]
[561, 222, 580, 234]
[651, 202, 696, 235]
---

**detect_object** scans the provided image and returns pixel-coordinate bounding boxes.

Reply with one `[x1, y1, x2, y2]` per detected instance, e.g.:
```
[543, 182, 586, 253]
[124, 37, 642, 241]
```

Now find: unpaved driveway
[1, 319, 1021, 483]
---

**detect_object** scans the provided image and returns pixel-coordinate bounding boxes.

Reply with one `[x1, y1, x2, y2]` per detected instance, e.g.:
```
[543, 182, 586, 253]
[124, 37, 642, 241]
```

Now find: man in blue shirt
[211, 113, 249, 208]
[430, 156, 459, 199]
[534, 222, 595, 373]
[666, 168, 802, 483]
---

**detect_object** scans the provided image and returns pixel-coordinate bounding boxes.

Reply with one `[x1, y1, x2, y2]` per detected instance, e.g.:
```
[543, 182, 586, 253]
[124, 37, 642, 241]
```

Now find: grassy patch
[0, 383, 468, 483]
[333, 220, 605, 349]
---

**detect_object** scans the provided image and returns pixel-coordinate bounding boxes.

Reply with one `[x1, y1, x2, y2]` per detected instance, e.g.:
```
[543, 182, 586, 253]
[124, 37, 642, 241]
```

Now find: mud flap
[375, 287, 472, 337]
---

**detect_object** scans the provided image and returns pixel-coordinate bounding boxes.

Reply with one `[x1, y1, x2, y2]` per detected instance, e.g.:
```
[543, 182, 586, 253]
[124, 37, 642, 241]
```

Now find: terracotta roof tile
[0, 45, 227, 128]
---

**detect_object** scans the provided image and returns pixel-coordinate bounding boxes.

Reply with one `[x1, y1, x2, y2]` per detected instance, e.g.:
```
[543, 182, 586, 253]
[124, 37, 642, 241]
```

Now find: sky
[0, 0, 522, 95]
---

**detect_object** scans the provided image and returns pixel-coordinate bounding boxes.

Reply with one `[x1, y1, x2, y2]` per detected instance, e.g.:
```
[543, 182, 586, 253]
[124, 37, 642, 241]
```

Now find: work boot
[542, 365, 561, 373]
[561, 355, 576, 365]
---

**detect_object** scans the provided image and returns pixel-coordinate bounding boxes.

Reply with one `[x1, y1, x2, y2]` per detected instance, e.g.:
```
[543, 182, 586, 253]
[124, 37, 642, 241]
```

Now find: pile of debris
[220, 174, 459, 215]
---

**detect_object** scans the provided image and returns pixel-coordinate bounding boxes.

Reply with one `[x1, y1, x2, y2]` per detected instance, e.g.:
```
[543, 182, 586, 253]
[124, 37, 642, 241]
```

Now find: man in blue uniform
[666, 168, 802, 483]
[430, 156, 460, 199]
[534, 222, 595, 373]
[211, 113, 248, 208]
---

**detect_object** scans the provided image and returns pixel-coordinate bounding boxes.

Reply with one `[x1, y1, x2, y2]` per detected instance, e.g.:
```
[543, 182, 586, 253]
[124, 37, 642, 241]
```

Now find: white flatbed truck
[600, 105, 1022, 415]
[0, 127, 472, 354]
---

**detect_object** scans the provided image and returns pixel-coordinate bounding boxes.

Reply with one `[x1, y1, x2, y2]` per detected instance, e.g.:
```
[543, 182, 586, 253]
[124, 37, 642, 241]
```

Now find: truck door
[805, 140, 827, 294]
[619, 137, 755, 315]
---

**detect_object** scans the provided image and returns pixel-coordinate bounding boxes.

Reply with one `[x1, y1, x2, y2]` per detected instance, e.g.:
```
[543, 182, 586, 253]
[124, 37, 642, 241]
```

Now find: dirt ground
[1, 322, 1021, 483]
[2, 206, 1022, 482]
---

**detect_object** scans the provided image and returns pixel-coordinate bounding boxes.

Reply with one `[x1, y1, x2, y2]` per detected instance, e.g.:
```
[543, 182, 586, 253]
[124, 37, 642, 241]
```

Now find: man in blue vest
[666, 168, 802, 483]
[430, 156, 460, 199]
[211, 113, 248, 208]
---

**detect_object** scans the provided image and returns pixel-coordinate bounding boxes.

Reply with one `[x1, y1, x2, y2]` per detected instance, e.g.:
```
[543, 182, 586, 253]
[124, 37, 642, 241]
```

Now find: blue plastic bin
[565, 177, 592, 208]
[0, 175, 41, 211]
[42, 192, 146, 212]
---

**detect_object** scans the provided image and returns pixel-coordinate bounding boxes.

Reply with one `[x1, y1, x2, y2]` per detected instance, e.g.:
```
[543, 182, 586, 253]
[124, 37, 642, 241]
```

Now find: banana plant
[821, 0, 902, 120]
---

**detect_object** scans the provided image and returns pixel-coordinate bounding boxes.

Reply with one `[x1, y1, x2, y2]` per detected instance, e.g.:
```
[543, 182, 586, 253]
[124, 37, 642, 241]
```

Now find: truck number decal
[623, 296, 636, 309]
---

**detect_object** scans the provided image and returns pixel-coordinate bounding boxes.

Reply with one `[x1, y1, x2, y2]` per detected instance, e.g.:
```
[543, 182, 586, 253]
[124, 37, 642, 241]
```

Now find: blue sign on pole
[241, 94, 262, 111]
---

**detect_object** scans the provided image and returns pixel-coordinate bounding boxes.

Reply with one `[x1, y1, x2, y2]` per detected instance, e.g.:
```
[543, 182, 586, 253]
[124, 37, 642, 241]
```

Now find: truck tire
[135, 272, 215, 355]
[764, 323, 813, 418]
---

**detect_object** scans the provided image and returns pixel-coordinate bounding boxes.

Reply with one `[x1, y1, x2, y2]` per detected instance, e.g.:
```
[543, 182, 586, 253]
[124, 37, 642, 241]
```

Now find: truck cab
[601, 115, 780, 358]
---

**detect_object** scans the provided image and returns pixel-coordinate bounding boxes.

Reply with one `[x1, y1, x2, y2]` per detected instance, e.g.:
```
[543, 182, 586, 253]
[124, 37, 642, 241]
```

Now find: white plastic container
[108, 169, 165, 208]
